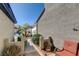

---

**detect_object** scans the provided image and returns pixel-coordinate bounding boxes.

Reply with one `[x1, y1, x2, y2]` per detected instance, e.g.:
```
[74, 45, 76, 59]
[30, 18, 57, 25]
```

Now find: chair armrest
[56, 48, 64, 52]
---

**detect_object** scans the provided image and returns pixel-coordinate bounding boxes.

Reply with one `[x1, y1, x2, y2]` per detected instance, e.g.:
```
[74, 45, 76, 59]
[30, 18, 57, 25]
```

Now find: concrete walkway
[24, 38, 40, 56]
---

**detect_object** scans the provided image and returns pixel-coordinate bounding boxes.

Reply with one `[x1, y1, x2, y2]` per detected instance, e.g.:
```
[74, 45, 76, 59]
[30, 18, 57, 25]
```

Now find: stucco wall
[38, 3, 79, 48]
[0, 9, 14, 55]
[32, 26, 36, 35]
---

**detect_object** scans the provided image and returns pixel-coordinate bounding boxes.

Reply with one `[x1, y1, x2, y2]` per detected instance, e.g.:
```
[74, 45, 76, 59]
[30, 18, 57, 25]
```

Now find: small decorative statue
[43, 36, 56, 52]
[44, 40, 51, 52]
[49, 36, 55, 51]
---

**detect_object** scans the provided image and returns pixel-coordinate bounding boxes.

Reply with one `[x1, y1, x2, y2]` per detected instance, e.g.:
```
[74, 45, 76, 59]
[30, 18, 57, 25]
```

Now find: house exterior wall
[0, 9, 14, 55]
[38, 3, 79, 48]
[32, 26, 36, 35]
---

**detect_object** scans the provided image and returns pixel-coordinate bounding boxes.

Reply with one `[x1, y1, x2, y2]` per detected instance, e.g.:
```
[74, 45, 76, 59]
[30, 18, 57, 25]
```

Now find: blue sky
[10, 3, 44, 26]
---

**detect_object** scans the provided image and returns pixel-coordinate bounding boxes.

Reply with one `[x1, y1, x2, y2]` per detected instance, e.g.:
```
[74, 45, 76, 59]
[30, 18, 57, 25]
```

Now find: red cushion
[64, 39, 78, 54]
[56, 50, 75, 56]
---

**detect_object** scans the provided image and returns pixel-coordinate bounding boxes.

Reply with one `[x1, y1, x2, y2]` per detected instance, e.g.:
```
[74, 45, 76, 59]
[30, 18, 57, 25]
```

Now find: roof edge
[0, 3, 17, 23]
[36, 8, 45, 23]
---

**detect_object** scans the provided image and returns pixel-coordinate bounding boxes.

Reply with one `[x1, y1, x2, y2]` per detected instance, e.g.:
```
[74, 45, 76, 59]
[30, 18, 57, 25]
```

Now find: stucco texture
[0, 9, 14, 55]
[38, 3, 79, 48]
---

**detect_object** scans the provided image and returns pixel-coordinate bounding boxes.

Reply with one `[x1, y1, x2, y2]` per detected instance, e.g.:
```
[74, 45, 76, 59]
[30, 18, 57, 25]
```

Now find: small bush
[2, 45, 21, 56]
[17, 36, 21, 41]
[32, 34, 42, 45]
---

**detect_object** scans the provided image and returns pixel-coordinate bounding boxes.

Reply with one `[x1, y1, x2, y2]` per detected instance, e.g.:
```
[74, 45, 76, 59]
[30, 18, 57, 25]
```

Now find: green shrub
[17, 36, 21, 41]
[32, 34, 42, 45]
[2, 45, 21, 56]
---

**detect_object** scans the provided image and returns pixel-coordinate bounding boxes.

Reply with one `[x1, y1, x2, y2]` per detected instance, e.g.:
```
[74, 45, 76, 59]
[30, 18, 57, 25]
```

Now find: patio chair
[56, 39, 79, 56]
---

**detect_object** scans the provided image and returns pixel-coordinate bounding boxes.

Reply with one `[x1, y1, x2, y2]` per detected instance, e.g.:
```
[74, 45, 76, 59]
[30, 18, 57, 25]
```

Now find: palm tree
[16, 23, 30, 37]
[23, 23, 30, 30]
[22, 23, 31, 37]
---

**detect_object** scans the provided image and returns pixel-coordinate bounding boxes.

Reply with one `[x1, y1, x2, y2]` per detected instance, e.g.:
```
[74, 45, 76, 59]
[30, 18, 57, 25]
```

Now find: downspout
[36, 22, 38, 34]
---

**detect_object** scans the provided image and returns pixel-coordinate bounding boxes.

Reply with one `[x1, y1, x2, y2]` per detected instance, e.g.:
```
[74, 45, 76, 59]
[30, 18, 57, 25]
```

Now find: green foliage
[18, 23, 30, 36]
[32, 34, 42, 45]
[17, 36, 21, 41]
[23, 23, 30, 30]
[18, 26, 25, 36]
[2, 45, 21, 56]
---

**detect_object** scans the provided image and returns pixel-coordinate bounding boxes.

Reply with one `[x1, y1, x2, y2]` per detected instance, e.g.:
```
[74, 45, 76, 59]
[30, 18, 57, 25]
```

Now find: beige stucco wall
[0, 9, 15, 55]
[38, 3, 79, 48]
[32, 26, 36, 35]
